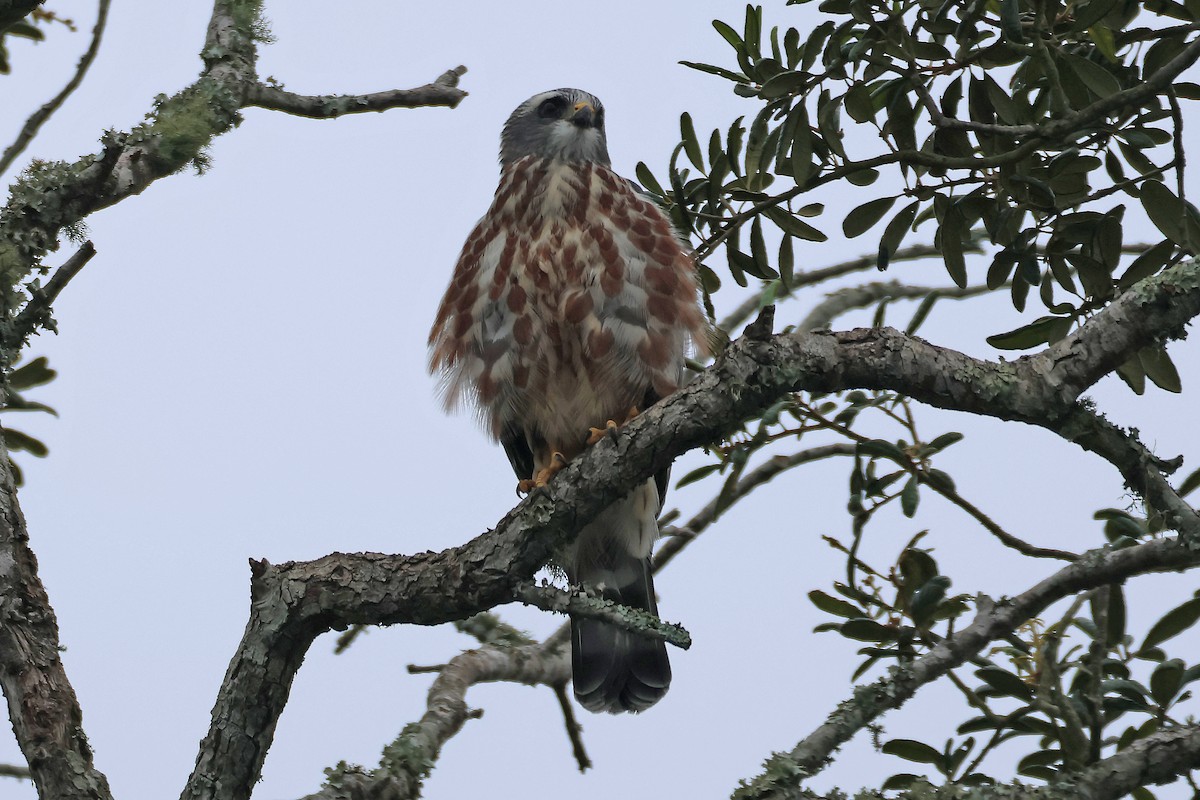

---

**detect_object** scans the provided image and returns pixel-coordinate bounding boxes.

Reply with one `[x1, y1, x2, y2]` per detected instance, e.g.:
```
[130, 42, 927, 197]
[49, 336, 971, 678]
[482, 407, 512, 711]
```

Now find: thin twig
[0, 763, 31, 780]
[244, 66, 468, 118]
[0, 0, 110, 176]
[7, 240, 96, 350]
[656, 444, 856, 572]
[718, 244, 972, 333]
[551, 682, 591, 773]
[919, 475, 1079, 561]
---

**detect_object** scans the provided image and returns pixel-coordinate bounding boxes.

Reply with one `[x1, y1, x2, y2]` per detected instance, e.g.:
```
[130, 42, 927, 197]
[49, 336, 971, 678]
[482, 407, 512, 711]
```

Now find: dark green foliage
[660, 4, 1199, 796]
[1, 354, 57, 485]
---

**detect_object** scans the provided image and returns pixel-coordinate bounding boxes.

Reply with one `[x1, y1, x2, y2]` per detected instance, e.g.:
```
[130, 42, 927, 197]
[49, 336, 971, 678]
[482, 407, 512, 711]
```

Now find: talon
[532, 452, 568, 487]
[516, 478, 536, 495]
[587, 419, 619, 446]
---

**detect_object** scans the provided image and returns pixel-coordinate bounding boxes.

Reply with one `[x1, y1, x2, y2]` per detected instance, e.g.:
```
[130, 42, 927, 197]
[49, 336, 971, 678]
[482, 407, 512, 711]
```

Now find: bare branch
[798, 280, 991, 332]
[657, 444, 856, 571]
[919, 473, 1079, 561]
[244, 66, 468, 118]
[0, 763, 31, 780]
[0, 0, 110, 176]
[551, 682, 592, 773]
[718, 244, 963, 333]
[513, 581, 692, 650]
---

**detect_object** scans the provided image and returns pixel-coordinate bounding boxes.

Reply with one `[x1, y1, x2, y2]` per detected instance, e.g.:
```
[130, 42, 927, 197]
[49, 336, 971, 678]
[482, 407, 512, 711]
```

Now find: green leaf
[1062, 52, 1122, 99]
[900, 475, 919, 518]
[857, 439, 907, 461]
[1018, 749, 1062, 775]
[712, 19, 745, 52]
[680, 113, 704, 171]
[879, 201, 920, 264]
[679, 60, 748, 83]
[778, 234, 795, 289]
[1139, 345, 1182, 393]
[843, 197, 896, 238]
[675, 463, 721, 489]
[808, 590, 864, 618]
[1116, 353, 1146, 394]
[3, 429, 48, 458]
[840, 617, 896, 642]
[882, 739, 945, 767]
[759, 70, 807, 99]
[7, 356, 57, 390]
[1141, 180, 1200, 249]
[789, 106, 814, 185]
[905, 292, 940, 335]
[925, 432, 963, 453]
[910, 575, 950, 627]
[1118, 239, 1175, 289]
[1179, 466, 1200, 498]
[844, 81, 875, 122]
[634, 162, 666, 197]
[986, 316, 1071, 350]
[764, 206, 827, 241]
[1141, 598, 1200, 652]
[975, 666, 1035, 699]
[1150, 659, 1185, 706]
[939, 208, 968, 288]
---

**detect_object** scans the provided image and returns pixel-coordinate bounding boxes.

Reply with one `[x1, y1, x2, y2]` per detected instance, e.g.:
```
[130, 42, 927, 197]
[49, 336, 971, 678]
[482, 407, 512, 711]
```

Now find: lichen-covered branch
[0, 0, 110, 177]
[300, 641, 570, 800]
[6, 240, 95, 348]
[734, 724, 1200, 800]
[513, 580, 692, 649]
[732, 539, 1200, 800]
[0, 1, 468, 356]
[244, 66, 467, 118]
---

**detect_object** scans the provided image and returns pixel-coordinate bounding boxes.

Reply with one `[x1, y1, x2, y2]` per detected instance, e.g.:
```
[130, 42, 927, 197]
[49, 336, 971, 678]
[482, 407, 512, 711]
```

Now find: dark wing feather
[500, 421, 534, 481]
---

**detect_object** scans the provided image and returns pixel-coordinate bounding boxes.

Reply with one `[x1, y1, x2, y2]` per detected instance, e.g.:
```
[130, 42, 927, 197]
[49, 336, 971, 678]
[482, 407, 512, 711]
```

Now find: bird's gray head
[499, 88, 611, 169]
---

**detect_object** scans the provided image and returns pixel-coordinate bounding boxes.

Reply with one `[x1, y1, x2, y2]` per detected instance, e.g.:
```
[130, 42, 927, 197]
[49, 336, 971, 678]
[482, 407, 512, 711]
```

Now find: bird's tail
[567, 480, 671, 714]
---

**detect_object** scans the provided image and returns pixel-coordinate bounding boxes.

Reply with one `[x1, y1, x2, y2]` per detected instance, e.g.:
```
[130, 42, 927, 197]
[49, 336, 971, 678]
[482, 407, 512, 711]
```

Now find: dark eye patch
[537, 97, 566, 119]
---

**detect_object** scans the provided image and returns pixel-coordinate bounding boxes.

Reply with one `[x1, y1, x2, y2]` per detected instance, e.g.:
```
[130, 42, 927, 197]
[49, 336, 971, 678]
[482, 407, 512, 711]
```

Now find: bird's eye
[537, 97, 564, 119]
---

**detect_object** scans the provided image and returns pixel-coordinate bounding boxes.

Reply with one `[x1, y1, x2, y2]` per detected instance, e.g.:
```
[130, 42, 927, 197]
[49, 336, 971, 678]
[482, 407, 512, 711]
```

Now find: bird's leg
[517, 451, 569, 494]
[586, 405, 640, 446]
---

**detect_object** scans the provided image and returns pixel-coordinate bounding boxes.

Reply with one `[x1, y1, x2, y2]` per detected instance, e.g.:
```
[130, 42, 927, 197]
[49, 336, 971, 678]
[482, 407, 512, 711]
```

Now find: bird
[428, 88, 708, 713]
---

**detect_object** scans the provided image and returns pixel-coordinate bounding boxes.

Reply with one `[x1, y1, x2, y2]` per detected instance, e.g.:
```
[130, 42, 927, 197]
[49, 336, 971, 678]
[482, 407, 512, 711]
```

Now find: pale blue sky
[2, 2, 1198, 799]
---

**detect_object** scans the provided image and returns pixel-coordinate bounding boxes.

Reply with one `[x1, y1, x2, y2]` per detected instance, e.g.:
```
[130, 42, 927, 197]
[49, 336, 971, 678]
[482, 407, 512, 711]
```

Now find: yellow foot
[516, 452, 568, 494]
[586, 406, 641, 446]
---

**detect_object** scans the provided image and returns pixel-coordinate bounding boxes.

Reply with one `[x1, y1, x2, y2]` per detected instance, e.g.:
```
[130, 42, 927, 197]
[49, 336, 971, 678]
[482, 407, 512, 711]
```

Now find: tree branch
[244, 66, 468, 118]
[717, 243, 967, 333]
[0, 762, 31, 780]
[798, 280, 991, 332]
[513, 581, 692, 650]
[300, 641, 570, 800]
[187, 256, 1199, 800]
[5, 239, 95, 347]
[0, 0, 110, 176]
[0, 421, 112, 800]
[733, 539, 1200, 799]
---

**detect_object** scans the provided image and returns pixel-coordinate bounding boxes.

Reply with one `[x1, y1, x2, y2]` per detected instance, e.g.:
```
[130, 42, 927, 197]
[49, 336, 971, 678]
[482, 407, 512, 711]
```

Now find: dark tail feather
[571, 554, 671, 714]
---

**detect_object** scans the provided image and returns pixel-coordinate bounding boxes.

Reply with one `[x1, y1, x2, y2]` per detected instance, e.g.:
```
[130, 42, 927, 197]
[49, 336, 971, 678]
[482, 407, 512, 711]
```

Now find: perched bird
[428, 88, 708, 713]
